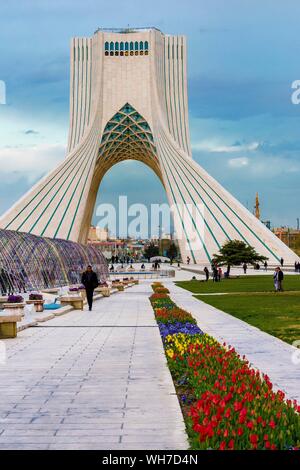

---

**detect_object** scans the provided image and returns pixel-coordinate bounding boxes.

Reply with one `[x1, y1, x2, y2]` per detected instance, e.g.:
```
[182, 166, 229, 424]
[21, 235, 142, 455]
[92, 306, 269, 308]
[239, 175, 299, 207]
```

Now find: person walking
[81, 265, 99, 311]
[273, 267, 279, 292]
[212, 265, 218, 282]
[280, 257, 284, 267]
[187, 256, 190, 265]
[204, 266, 209, 281]
[264, 261, 268, 272]
[278, 267, 284, 291]
[243, 263, 247, 274]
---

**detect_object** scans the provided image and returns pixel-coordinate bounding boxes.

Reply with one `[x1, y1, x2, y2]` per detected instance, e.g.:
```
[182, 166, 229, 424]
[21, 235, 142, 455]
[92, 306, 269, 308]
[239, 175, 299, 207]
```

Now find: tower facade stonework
[0, 28, 298, 264]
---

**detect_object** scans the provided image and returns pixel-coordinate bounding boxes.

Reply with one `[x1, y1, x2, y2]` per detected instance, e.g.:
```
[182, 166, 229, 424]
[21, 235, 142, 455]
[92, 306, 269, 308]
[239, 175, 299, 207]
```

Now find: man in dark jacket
[278, 267, 284, 292]
[81, 265, 99, 311]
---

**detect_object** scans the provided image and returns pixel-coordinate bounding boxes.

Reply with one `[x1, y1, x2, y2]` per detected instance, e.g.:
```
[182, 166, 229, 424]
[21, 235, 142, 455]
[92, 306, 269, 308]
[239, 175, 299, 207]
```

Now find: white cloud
[228, 157, 249, 168]
[192, 140, 260, 153]
[0, 144, 66, 183]
[227, 155, 300, 177]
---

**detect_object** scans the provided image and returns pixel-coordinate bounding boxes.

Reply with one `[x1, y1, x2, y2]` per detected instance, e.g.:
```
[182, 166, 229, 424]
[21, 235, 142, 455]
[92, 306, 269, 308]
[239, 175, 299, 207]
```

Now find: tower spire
[255, 192, 260, 219]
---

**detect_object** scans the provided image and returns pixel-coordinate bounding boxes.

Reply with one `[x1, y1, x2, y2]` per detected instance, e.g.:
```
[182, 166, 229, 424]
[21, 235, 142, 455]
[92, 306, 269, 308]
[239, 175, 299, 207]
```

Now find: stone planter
[41, 288, 60, 294]
[26, 299, 45, 312]
[79, 289, 86, 300]
[115, 284, 124, 291]
[3, 303, 25, 315]
[60, 296, 84, 311]
[0, 312, 23, 339]
[99, 287, 110, 297]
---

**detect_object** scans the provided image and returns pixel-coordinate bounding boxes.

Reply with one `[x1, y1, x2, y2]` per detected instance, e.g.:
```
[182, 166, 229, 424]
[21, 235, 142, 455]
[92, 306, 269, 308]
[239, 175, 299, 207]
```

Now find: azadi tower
[0, 27, 298, 264]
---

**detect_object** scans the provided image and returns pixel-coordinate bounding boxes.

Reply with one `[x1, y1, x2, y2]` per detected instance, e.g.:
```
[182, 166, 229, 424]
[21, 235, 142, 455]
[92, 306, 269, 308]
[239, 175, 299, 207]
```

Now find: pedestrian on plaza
[278, 267, 284, 291]
[280, 257, 284, 267]
[243, 263, 247, 274]
[187, 256, 190, 265]
[264, 261, 268, 272]
[212, 265, 218, 282]
[273, 267, 279, 292]
[218, 267, 222, 281]
[81, 265, 99, 311]
[204, 266, 209, 281]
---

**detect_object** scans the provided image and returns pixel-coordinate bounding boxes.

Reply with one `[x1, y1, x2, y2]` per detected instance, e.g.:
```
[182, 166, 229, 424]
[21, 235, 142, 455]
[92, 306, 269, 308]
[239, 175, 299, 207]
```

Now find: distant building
[88, 226, 109, 242]
[273, 227, 300, 256]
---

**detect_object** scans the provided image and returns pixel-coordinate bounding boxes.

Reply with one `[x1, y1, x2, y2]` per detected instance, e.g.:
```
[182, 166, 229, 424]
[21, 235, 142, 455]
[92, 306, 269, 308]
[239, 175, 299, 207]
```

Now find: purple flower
[158, 321, 203, 338]
[7, 294, 24, 303]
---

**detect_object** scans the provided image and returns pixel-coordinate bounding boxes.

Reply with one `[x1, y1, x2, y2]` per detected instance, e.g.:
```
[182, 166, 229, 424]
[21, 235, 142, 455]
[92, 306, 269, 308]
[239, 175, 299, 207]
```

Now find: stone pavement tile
[0, 283, 188, 450]
[0, 444, 50, 450]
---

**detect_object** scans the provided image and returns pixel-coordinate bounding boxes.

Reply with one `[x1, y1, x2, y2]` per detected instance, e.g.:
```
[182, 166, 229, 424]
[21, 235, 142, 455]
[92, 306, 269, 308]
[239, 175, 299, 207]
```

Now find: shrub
[7, 294, 24, 303]
[29, 293, 43, 301]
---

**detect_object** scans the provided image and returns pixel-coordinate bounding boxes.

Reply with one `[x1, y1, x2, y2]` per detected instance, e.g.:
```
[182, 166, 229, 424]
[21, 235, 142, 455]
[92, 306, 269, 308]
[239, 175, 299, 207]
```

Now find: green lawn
[193, 292, 300, 345]
[176, 275, 300, 294]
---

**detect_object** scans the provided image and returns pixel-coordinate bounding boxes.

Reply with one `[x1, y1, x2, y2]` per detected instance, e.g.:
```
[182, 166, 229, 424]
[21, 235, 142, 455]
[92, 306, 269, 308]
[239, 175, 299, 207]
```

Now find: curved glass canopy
[0, 229, 108, 294]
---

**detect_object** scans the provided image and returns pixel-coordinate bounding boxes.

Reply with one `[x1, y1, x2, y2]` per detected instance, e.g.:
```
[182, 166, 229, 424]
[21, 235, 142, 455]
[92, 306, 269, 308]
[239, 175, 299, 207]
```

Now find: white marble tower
[0, 27, 298, 264]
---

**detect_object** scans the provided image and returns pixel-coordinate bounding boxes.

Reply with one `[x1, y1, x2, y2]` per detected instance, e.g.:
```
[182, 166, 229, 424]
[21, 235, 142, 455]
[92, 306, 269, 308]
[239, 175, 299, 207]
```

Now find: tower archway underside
[77, 103, 164, 243]
[96, 102, 161, 180]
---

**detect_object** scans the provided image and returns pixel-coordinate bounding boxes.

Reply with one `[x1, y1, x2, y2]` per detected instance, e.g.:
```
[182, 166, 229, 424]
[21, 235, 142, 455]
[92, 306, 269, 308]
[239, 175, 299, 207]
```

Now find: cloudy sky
[0, 0, 300, 231]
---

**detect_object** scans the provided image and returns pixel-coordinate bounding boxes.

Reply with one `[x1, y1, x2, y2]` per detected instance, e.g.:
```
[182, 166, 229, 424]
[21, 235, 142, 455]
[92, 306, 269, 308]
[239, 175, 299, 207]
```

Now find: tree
[167, 243, 178, 262]
[212, 240, 268, 275]
[144, 242, 159, 261]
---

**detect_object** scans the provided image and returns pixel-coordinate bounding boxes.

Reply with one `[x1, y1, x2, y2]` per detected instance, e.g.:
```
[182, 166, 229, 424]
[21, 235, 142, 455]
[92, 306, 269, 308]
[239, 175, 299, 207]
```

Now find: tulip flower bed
[159, 322, 203, 339]
[151, 283, 170, 294]
[150, 293, 175, 310]
[150, 286, 300, 450]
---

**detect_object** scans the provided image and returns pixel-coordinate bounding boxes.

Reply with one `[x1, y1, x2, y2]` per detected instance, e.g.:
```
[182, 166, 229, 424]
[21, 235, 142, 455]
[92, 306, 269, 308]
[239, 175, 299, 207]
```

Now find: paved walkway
[0, 284, 188, 450]
[167, 282, 300, 403]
